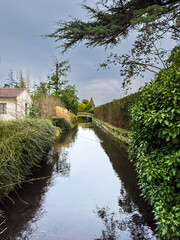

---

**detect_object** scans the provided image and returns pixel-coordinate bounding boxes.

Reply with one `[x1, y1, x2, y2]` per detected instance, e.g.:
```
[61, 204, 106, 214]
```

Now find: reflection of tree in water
[93, 126, 157, 240]
[78, 122, 93, 128]
[53, 149, 70, 177]
[52, 128, 78, 177]
[0, 157, 55, 240]
[0, 128, 78, 240]
[94, 206, 126, 240]
[94, 203, 156, 240]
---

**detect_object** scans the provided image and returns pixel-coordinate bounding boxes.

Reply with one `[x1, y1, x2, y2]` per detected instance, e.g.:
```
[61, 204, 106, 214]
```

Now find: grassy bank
[0, 119, 56, 210]
[93, 118, 130, 147]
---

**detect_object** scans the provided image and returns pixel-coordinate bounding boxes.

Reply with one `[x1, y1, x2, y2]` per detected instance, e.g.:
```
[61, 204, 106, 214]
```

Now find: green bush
[52, 117, 71, 131]
[0, 119, 56, 205]
[88, 108, 94, 114]
[129, 48, 180, 239]
[28, 103, 39, 118]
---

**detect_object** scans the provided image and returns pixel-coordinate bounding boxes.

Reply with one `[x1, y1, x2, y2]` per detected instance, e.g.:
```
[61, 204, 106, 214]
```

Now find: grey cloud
[0, 0, 150, 105]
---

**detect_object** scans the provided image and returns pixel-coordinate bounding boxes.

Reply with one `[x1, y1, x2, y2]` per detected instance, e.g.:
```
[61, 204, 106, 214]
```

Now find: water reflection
[0, 125, 157, 240]
[93, 126, 156, 239]
[78, 122, 94, 128]
[0, 129, 78, 240]
[53, 128, 78, 177]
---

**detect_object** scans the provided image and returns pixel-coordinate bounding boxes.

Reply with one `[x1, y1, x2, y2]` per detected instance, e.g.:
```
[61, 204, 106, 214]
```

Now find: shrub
[78, 103, 85, 112]
[28, 103, 39, 118]
[0, 119, 56, 205]
[88, 108, 94, 114]
[52, 117, 71, 131]
[55, 106, 72, 123]
[129, 48, 180, 239]
[33, 95, 64, 119]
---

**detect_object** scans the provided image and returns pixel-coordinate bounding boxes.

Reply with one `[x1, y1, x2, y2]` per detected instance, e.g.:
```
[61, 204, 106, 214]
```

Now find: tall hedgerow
[0, 119, 56, 204]
[129, 48, 180, 239]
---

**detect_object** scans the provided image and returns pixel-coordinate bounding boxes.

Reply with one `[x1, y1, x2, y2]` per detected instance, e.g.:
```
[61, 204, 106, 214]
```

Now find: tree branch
[152, 42, 166, 68]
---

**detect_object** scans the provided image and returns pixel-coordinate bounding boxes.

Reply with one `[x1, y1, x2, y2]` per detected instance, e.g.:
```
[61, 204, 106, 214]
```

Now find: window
[25, 103, 28, 115]
[0, 103, 7, 114]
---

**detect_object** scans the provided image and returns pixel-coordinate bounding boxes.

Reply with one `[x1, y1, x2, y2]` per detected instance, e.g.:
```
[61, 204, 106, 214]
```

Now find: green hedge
[52, 117, 71, 131]
[0, 119, 56, 205]
[129, 48, 180, 239]
[94, 93, 138, 130]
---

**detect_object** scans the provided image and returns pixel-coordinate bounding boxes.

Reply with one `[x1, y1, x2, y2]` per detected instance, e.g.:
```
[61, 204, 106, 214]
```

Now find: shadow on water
[0, 128, 78, 240]
[93, 125, 156, 240]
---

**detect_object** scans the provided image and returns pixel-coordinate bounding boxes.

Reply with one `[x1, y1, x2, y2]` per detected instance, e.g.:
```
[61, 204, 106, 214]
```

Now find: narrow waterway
[1, 124, 157, 240]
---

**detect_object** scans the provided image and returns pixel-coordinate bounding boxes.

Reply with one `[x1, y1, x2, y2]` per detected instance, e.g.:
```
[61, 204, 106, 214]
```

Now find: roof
[0, 88, 26, 98]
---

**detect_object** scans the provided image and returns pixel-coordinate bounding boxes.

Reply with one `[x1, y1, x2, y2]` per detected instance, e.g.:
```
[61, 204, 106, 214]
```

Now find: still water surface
[1, 124, 157, 240]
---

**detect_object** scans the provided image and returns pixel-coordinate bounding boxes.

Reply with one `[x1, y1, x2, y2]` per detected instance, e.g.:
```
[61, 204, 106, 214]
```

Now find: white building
[0, 85, 32, 121]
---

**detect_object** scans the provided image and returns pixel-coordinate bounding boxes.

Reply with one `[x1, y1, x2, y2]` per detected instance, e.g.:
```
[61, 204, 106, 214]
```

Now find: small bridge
[77, 112, 94, 119]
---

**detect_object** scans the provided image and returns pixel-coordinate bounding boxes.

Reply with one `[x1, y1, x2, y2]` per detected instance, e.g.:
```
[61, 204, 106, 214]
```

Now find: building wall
[0, 99, 16, 121]
[0, 90, 32, 121]
[16, 90, 32, 117]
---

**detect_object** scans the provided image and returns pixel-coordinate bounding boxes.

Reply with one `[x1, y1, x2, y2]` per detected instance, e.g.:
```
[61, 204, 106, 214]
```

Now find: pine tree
[47, 0, 179, 88]
[90, 97, 95, 107]
[8, 69, 18, 87]
[19, 70, 26, 88]
[47, 60, 70, 95]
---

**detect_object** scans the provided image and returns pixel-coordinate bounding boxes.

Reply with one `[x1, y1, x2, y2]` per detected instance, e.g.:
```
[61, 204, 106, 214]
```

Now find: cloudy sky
[0, 0, 150, 105]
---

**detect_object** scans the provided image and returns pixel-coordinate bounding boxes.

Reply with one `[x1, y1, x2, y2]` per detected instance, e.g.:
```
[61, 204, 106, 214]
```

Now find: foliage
[52, 117, 71, 131]
[47, 0, 180, 88]
[94, 93, 138, 130]
[33, 94, 64, 119]
[45, 59, 79, 114]
[60, 85, 79, 114]
[28, 103, 39, 118]
[90, 97, 95, 107]
[48, 59, 70, 95]
[79, 99, 94, 114]
[82, 99, 89, 105]
[88, 108, 94, 114]
[55, 106, 72, 123]
[78, 102, 86, 112]
[0, 119, 55, 205]
[129, 48, 180, 239]
[37, 82, 48, 95]
[8, 69, 18, 88]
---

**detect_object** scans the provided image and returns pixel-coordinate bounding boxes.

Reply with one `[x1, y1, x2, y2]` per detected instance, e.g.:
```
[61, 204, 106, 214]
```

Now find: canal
[0, 124, 157, 240]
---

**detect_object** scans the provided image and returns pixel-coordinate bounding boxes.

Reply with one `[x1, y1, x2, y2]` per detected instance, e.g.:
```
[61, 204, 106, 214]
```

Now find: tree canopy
[47, 0, 180, 88]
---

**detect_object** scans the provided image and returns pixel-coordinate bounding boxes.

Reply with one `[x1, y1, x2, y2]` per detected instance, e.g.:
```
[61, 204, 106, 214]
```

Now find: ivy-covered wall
[94, 93, 138, 130]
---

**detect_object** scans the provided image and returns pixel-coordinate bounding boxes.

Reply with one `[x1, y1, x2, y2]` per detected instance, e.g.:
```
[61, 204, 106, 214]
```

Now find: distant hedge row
[94, 93, 138, 130]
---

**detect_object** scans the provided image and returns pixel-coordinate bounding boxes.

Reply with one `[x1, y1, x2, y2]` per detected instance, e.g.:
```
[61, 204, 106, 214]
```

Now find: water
[0, 124, 157, 240]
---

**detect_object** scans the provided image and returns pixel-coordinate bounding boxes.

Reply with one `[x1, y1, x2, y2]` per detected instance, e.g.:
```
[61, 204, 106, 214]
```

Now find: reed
[55, 106, 72, 123]
[0, 118, 56, 205]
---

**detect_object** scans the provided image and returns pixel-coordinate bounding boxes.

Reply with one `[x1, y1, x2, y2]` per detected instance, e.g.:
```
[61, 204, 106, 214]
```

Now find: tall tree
[37, 82, 48, 95]
[61, 84, 79, 114]
[25, 70, 31, 92]
[47, 0, 180, 88]
[18, 70, 26, 88]
[90, 97, 95, 107]
[48, 59, 70, 95]
[7, 69, 18, 87]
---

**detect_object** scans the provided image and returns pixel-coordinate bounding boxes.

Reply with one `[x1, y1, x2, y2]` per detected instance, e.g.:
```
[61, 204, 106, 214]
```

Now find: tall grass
[0, 119, 56, 204]
[55, 106, 72, 123]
